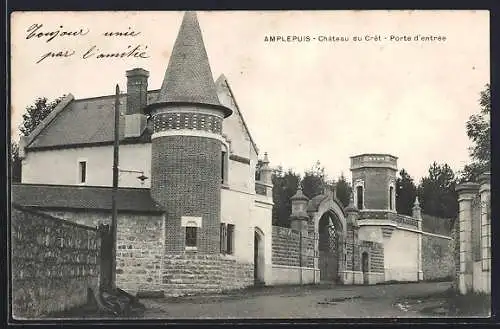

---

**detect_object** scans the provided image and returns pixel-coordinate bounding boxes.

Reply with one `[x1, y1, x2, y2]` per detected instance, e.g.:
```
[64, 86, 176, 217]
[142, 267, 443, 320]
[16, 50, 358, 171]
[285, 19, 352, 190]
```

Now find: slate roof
[146, 12, 232, 118]
[11, 183, 164, 213]
[155, 12, 222, 107]
[26, 92, 158, 150]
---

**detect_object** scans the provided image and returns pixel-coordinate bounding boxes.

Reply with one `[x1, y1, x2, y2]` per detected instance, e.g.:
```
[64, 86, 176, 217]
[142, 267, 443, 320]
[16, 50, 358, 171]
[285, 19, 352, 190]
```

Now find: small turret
[344, 192, 359, 226]
[290, 184, 310, 232]
[412, 196, 422, 230]
[412, 196, 421, 219]
[260, 152, 272, 185]
[350, 154, 398, 211]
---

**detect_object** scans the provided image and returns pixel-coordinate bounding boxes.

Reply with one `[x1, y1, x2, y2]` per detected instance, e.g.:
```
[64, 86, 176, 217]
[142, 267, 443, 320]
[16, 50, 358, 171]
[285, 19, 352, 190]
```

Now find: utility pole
[110, 84, 120, 290]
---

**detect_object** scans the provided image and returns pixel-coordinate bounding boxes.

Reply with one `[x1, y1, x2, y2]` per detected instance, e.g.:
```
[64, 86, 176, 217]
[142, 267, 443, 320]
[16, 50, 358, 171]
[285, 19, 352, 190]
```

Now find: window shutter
[220, 223, 224, 253]
[220, 223, 227, 254]
[227, 224, 234, 254]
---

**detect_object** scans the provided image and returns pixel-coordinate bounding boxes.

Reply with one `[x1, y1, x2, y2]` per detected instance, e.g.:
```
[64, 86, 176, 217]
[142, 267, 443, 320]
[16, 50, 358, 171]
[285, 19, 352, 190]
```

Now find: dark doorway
[318, 212, 342, 283]
[254, 229, 265, 285]
[362, 252, 369, 285]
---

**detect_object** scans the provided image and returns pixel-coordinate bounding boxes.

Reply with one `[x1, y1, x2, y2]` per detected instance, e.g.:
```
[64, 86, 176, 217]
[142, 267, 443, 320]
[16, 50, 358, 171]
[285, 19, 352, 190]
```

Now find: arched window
[389, 186, 394, 210]
[356, 186, 364, 210]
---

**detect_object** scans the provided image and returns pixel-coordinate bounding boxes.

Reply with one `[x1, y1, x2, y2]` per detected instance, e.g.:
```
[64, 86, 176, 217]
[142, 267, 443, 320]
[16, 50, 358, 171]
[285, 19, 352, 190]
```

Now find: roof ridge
[72, 89, 160, 103]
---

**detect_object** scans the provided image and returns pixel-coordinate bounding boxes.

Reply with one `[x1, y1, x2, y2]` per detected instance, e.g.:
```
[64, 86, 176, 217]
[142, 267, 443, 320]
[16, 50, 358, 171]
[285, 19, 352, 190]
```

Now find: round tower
[349, 154, 398, 211]
[145, 12, 232, 253]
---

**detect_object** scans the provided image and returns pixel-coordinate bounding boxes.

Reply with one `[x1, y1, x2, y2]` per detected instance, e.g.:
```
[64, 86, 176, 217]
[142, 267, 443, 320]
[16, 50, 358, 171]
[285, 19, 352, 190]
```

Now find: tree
[396, 169, 417, 216]
[11, 96, 64, 183]
[19, 96, 64, 136]
[271, 166, 301, 227]
[459, 84, 490, 182]
[418, 162, 458, 218]
[301, 160, 329, 199]
[335, 173, 352, 208]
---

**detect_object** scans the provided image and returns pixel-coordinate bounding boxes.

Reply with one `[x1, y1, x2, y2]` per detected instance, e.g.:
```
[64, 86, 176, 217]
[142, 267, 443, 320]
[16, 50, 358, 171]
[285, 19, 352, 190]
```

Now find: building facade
[12, 11, 455, 297]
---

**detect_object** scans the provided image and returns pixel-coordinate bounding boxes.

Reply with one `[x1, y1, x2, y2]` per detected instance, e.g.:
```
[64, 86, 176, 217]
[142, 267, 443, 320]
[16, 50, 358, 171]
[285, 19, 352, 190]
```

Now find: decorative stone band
[152, 111, 223, 135]
[151, 129, 227, 145]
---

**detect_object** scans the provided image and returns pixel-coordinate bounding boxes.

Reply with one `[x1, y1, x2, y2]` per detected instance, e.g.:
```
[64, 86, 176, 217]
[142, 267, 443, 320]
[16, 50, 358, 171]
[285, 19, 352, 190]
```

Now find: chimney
[126, 68, 149, 115]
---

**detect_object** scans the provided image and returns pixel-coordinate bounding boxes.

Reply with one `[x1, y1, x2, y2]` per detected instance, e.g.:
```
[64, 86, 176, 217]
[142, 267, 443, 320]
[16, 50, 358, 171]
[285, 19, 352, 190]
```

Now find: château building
[12, 11, 455, 298]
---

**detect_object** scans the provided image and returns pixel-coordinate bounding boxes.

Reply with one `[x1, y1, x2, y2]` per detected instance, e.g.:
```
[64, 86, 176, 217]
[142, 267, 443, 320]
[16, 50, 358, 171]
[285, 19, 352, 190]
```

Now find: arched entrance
[254, 227, 265, 285]
[318, 211, 344, 283]
[309, 194, 348, 284]
[362, 252, 369, 285]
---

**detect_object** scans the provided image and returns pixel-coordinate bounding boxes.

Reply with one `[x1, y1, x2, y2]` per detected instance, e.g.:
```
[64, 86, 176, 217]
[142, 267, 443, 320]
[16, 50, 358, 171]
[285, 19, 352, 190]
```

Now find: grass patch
[398, 287, 491, 317]
[448, 292, 491, 317]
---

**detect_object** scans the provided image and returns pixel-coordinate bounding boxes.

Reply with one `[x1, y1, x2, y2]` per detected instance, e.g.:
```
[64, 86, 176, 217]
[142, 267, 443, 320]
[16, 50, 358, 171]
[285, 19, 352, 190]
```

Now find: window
[78, 161, 87, 184]
[356, 186, 364, 210]
[221, 151, 226, 184]
[227, 224, 234, 254]
[185, 227, 197, 247]
[220, 223, 227, 253]
[220, 223, 235, 255]
[389, 186, 394, 210]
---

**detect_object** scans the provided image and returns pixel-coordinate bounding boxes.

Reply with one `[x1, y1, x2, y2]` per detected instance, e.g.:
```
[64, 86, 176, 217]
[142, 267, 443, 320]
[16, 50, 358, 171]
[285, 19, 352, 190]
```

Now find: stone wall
[160, 253, 253, 297]
[38, 210, 164, 295]
[272, 226, 300, 266]
[422, 233, 455, 281]
[272, 226, 314, 268]
[11, 205, 100, 318]
[360, 240, 385, 273]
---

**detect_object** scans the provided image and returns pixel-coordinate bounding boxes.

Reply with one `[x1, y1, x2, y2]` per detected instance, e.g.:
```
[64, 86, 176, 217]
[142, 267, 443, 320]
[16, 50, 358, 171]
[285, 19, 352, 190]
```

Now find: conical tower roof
[147, 11, 232, 117]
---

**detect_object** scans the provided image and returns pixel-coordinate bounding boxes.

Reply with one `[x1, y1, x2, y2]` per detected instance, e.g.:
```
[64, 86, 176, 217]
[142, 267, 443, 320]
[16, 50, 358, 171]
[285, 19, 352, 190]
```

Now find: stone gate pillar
[456, 182, 480, 295]
[412, 197, 423, 281]
[478, 172, 491, 293]
[290, 187, 310, 283]
[345, 192, 360, 284]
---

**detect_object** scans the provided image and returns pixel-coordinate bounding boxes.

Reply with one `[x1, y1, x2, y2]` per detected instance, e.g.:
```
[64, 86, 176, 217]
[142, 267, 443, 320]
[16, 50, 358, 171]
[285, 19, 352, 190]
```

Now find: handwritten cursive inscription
[82, 45, 149, 59]
[26, 24, 90, 43]
[103, 27, 141, 37]
[27, 23, 151, 63]
[36, 49, 76, 64]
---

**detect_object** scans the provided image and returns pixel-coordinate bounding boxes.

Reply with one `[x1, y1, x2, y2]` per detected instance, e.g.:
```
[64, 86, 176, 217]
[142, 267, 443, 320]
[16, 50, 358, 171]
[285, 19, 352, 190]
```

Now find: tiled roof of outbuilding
[11, 183, 164, 213]
[26, 92, 158, 150]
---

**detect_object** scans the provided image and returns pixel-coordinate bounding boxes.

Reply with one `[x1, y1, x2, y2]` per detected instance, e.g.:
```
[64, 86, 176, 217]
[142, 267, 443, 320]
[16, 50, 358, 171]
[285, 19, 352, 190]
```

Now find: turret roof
[148, 12, 231, 117]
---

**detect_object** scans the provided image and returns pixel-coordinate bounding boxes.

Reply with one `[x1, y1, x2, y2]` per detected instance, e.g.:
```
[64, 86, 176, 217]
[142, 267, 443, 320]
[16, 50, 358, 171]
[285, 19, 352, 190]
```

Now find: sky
[10, 10, 490, 182]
